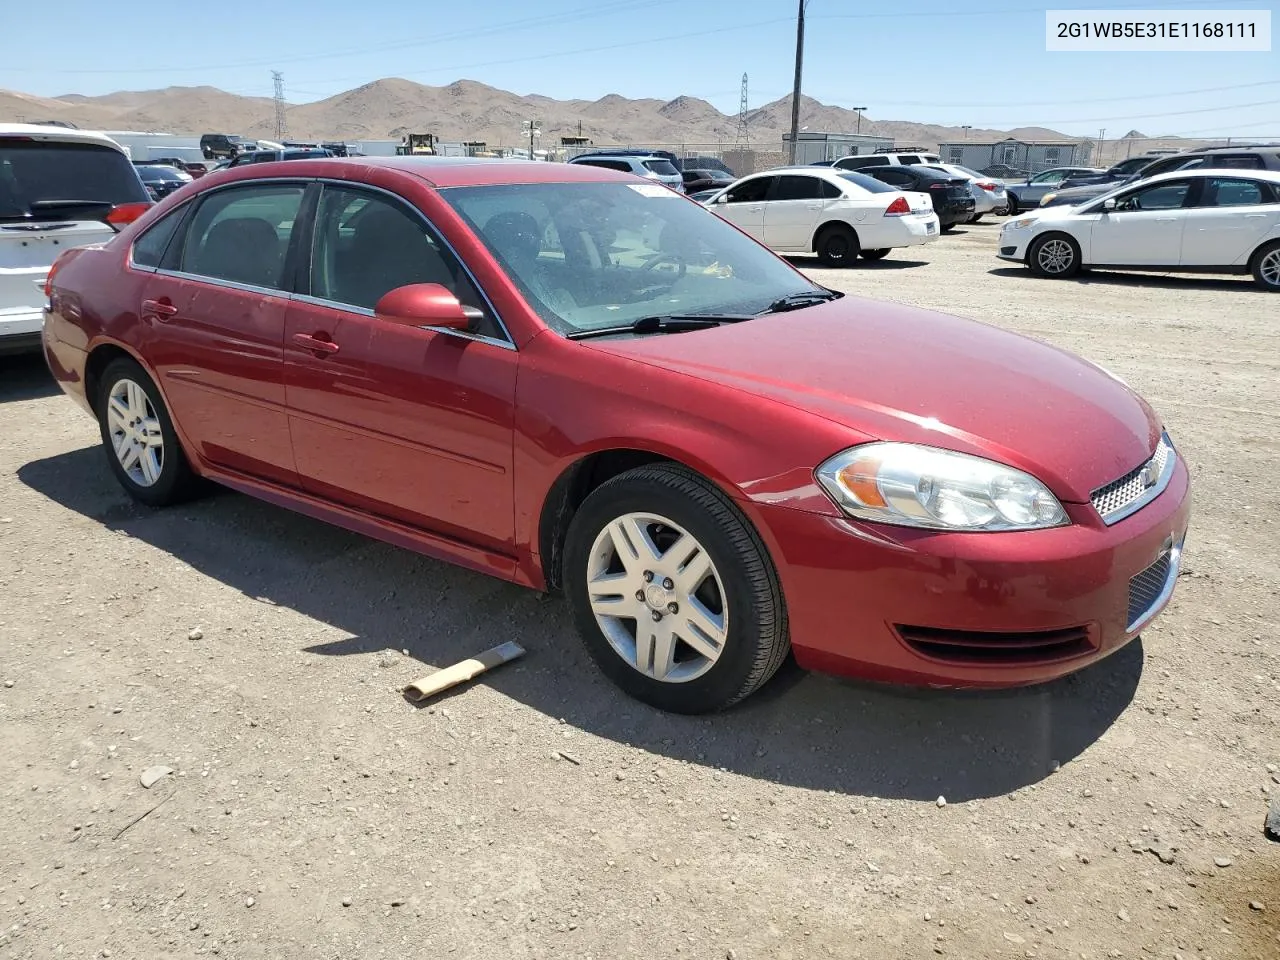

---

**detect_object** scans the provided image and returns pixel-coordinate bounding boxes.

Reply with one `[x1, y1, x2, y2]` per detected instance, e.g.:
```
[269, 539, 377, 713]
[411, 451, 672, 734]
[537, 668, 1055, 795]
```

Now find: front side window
[310, 185, 486, 319]
[1033, 170, 1066, 184]
[1114, 180, 1192, 212]
[180, 183, 304, 290]
[773, 175, 822, 201]
[442, 181, 826, 338]
[725, 177, 773, 203]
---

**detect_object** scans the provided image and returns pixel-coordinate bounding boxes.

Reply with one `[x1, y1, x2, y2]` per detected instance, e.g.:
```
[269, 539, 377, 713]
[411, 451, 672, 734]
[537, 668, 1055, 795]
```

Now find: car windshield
[442, 181, 828, 337]
[837, 171, 898, 194]
[0, 139, 149, 222]
[642, 159, 679, 176]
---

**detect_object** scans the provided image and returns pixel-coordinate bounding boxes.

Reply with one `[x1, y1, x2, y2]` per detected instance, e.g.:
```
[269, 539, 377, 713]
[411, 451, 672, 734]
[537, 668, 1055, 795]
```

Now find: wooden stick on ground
[402, 641, 526, 704]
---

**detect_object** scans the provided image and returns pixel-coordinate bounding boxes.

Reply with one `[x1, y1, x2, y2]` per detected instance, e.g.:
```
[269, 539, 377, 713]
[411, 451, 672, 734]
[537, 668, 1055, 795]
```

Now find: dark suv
[860, 164, 976, 231]
[199, 134, 249, 160]
[227, 148, 333, 167]
[1041, 144, 1280, 207]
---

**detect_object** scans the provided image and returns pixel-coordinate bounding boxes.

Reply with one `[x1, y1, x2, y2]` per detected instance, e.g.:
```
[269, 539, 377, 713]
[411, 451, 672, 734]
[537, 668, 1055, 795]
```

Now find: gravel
[1, 223, 1277, 958]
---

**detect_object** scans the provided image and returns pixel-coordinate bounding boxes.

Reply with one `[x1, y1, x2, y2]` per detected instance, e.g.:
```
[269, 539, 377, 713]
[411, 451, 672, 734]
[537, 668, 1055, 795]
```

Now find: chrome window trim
[312, 177, 515, 348]
[1093, 433, 1177, 526]
[290, 292, 516, 351]
[151, 267, 294, 301]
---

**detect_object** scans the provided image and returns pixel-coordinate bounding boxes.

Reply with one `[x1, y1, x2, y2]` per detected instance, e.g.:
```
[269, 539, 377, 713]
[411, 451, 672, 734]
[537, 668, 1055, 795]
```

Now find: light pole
[787, 0, 808, 164]
[852, 107, 867, 136]
[961, 125, 972, 139]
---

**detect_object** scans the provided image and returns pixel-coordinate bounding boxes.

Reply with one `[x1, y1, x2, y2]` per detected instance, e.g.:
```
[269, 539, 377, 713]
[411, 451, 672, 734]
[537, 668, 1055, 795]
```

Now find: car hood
[585, 297, 1161, 502]
[1049, 183, 1111, 201]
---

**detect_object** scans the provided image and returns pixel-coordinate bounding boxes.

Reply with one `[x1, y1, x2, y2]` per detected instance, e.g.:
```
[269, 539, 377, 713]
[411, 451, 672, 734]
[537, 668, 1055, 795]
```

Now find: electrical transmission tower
[734, 73, 750, 147]
[272, 71, 287, 140]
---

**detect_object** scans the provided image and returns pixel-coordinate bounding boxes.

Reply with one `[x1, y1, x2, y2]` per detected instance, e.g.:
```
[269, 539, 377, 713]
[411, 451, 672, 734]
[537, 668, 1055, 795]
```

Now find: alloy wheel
[1036, 238, 1075, 275]
[585, 512, 728, 683]
[106, 378, 164, 487]
[1260, 249, 1280, 288]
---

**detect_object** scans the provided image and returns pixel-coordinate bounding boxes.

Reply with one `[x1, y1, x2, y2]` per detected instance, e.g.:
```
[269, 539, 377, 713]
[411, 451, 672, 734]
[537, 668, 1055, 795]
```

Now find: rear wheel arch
[85, 343, 140, 416]
[1248, 238, 1280, 291]
[812, 220, 858, 253]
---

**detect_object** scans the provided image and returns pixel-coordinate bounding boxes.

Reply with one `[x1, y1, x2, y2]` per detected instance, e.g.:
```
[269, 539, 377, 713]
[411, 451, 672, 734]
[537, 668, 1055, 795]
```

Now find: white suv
[833, 151, 942, 171]
[566, 154, 685, 192]
[1, 124, 152, 355]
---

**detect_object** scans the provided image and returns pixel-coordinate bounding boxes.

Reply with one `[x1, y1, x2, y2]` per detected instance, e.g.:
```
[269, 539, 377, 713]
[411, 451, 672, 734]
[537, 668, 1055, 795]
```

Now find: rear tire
[563, 463, 790, 714]
[969, 215, 984, 224]
[815, 225, 858, 267]
[860, 248, 891, 261]
[1250, 239, 1280, 291]
[96, 357, 201, 507]
[1028, 233, 1082, 279]
[1006, 194, 1020, 216]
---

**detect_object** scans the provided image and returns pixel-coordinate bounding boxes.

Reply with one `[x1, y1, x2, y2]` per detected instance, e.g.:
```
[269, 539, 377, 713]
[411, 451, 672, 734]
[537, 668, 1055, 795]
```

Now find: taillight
[979, 182, 997, 191]
[884, 196, 911, 216]
[106, 202, 153, 230]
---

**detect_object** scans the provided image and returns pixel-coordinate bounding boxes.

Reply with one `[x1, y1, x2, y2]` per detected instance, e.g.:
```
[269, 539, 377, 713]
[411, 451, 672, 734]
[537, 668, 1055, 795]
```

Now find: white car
[1, 124, 153, 354]
[704, 166, 940, 266]
[920, 162, 1007, 220]
[996, 168, 1280, 291]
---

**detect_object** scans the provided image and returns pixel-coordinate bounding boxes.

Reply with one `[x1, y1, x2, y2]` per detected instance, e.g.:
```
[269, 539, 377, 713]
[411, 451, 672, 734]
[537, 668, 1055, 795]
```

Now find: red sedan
[41, 157, 1191, 714]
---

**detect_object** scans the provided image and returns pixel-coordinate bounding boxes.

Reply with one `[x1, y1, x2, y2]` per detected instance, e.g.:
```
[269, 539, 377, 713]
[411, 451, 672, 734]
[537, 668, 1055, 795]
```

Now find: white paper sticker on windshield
[627, 184, 678, 197]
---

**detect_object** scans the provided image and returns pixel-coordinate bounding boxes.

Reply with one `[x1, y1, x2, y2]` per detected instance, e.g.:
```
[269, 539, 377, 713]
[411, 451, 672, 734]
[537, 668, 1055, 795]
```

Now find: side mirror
[714, 193, 728, 204]
[1102, 198, 1118, 211]
[373, 283, 482, 332]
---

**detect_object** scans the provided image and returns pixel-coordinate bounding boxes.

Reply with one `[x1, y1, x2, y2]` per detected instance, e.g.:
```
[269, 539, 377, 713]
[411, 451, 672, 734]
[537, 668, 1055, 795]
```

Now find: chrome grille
[1091, 434, 1173, 524]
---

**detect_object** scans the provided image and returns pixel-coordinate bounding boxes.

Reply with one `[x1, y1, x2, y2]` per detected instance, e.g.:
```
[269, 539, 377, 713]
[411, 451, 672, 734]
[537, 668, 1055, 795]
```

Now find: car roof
[196, 156, 651, 188]
[0, 123, 129, 153]
[1117, 167, 1280, 185]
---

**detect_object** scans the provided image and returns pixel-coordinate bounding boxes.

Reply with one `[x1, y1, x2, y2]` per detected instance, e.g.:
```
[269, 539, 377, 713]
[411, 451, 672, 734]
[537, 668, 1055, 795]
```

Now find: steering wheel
[640, 252, 687, 281]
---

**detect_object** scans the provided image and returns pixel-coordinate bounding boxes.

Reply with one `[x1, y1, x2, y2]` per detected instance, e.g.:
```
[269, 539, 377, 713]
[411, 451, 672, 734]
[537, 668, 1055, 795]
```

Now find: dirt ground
[2, 219, 1277, 960]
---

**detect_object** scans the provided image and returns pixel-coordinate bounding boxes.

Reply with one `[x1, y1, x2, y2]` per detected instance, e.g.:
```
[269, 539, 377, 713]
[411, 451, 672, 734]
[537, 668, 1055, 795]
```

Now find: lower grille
[1128, 548, 1173, 630]
[897, 624, 1095, 664]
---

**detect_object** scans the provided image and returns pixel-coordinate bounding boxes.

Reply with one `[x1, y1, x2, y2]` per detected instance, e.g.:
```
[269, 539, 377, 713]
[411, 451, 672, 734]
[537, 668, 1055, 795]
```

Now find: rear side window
[1203, 177, 1270, 206]
[131, 209, 184, 268]
[642, 160, 679, 176]
[838, 171, 898, 194]
[1208, 154, 1265, 170]
[872, 168, 911, 187]
[896, 155, 921, 165]
[0, 139, 149, 221]
[180, 184, 305, 290]
[820, 180, 843, 199]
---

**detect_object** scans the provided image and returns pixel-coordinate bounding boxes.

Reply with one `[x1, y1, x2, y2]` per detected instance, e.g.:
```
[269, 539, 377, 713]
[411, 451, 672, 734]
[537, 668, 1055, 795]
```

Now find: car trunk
[0, 219, 114, 318]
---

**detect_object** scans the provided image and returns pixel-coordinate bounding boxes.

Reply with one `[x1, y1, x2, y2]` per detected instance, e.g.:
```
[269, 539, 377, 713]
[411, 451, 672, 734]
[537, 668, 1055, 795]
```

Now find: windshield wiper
[761, 290, 841, 315]
[565, 313, 755, 341]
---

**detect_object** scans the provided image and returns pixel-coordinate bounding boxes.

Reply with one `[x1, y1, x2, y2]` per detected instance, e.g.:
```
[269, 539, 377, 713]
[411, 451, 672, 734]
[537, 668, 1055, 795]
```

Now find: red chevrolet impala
[41, 157, 1191, 713]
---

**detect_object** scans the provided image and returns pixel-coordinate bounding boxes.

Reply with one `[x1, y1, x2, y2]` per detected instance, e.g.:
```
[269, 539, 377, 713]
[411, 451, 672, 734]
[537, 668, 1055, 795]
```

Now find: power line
[977, 98, 1280, 127]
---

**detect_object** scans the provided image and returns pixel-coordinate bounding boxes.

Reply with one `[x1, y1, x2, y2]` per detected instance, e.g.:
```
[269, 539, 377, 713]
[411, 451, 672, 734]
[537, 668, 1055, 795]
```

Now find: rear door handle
[292, 332, 340, 355]
[141, 298, 178, 320]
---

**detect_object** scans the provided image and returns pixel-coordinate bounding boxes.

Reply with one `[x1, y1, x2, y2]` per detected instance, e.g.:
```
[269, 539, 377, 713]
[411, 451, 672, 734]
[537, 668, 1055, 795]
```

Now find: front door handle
[141, 298, 178, 321]
[292, 332, 340, 355]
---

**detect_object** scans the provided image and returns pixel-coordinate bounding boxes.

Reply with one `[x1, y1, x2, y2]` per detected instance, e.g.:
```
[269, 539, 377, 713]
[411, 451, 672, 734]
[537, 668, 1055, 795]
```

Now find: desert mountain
[0, 78, 1207, 157]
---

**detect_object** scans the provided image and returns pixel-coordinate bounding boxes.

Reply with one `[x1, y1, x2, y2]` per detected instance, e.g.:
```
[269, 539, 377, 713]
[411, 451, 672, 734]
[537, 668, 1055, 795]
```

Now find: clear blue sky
[3, 0, 1277, 138]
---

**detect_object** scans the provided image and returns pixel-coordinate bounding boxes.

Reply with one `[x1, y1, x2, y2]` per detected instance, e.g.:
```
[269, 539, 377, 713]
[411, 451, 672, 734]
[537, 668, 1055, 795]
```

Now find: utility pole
[272, 71, 286, 140]
[1097, 127, 1105, 166]
[522, 119, 541, 160]
[787, 0, 807, 164]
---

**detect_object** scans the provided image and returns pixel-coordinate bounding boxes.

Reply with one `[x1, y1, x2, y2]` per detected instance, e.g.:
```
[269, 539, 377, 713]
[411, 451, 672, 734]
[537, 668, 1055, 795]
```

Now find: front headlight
[1010, 216, 1038, 229]
[1041, 193, 1057, 205]
[816, 443, 1069, 532]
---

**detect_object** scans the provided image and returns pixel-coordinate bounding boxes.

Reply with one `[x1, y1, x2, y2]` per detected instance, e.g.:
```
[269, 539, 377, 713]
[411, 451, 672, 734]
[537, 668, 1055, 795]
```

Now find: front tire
[815, 225, 858, 267]
[1250, 240, 1280, 291]
[563, 464, 789, 714]
[1028, 233, 1082, 279]
[96, 357, 200, 507]
[860, 248, 890, 261]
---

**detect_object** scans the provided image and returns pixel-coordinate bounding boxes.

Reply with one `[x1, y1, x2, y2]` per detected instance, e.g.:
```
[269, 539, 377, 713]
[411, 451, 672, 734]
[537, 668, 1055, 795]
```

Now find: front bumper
[756, 455, 1191, 688]
[997, 224, 1034, 261]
